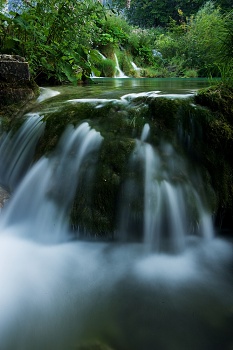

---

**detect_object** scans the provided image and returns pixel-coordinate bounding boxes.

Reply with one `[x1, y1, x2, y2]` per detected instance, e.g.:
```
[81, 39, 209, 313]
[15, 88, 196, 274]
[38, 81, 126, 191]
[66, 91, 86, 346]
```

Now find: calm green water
[41, 77, 214, 102]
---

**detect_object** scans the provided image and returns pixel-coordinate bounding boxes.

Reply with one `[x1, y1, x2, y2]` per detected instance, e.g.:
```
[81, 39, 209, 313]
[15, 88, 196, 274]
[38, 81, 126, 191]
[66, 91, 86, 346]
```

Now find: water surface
[39, 77, 214, 102]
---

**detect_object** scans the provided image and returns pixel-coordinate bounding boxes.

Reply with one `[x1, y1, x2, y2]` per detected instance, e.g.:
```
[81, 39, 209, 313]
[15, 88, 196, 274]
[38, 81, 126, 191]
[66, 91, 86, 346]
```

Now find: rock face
[0, 54, 39, 116]
[0, 54, 30, 83]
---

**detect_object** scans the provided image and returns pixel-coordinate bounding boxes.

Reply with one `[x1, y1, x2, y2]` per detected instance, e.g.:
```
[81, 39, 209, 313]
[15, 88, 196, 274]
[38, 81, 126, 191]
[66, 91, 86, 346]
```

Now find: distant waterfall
[131, 61, 140, 72]
[118, 123, 214, 252]
[114, 53, 128, 78]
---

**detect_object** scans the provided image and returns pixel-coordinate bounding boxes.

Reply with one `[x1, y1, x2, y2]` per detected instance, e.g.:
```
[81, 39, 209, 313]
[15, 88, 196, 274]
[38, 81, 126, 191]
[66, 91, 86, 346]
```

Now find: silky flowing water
[0, 79, 232, 350]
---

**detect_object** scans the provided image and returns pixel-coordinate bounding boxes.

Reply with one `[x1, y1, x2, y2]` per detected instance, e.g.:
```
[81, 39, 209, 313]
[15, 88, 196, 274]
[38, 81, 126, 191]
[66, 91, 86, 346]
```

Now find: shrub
[183, 69, 198, 78]
[183, 1, 225, 77]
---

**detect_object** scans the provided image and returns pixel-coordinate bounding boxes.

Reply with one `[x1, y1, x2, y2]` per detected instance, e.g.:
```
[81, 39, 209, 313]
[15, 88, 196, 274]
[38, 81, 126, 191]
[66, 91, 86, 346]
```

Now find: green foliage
[101, 58, 116, 77]
[217, 62, 233, 87]
[183, 2, 226, 76]
[156, 33, 181, 59]
[1, 0, 232, 82]
[124, 27, 159, 66]
[183, 69, 198, 78]
[218, 11, 233, 86]
[221, 11, 233, 63]
[93, 13, 130, 56]
[114, 0, 232, 28]
[0, 0, 106, 83]
[154, 1, 230, 78]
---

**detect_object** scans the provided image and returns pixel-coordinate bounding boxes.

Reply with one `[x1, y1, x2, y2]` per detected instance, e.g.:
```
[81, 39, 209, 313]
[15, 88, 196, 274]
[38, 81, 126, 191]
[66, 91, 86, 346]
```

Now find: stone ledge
[0, 54, 30, 82]
[0, 55, 39, 116]
[0, 61, 30, 82]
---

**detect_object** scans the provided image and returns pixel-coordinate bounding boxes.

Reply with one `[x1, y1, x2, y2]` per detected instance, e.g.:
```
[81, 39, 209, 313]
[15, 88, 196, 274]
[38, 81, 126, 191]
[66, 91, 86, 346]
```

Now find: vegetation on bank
[0, 0, 232, 84]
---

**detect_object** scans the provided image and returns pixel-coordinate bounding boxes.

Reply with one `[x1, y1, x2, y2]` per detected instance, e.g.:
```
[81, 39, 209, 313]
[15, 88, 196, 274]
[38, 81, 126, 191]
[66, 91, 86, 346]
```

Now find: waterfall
[0, 84, 232, 350]
[0, 121, 103, 243]
[118, 123, 214, 252]
[131, 61, 140, 72]
[97, 51, 107, 60]
[114, 53, 128, 78]
[0, 114, 45, 190]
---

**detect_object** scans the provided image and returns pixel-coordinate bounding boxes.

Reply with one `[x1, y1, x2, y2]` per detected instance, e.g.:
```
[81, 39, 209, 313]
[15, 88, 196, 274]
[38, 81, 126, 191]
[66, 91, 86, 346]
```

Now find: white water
[118, 124, 214, 252]
[0, 114, 45, 190]
[37, 87, 60, 102]
[0, 104, 232, 349]
[0, 121, 103, 242]
[114, 53, 128, 78]
[131, 61, 140, 71]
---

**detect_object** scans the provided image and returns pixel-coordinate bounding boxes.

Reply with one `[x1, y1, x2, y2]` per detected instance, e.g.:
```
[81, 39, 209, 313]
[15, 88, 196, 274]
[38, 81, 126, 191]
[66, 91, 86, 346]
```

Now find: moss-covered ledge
[0, 54, 39, 119]
[194, 83, 233, 233]
[195, 83, 233, 120]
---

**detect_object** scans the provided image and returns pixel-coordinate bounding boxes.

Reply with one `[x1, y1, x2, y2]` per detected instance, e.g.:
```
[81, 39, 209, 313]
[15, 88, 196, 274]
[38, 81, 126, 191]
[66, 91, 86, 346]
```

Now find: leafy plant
[0, 0, 106, 83]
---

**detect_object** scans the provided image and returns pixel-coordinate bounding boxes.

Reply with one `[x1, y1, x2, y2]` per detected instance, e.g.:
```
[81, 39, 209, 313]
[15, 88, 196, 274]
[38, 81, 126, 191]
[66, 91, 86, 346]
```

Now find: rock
[0, 54, 30, 83]
[0, 54, 39, 118]
[0, 186, 10, 210]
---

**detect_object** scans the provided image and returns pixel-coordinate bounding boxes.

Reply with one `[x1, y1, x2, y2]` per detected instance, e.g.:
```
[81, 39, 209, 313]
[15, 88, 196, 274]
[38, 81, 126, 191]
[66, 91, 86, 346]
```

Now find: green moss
[72, 137, 135, 237]
[195, 83, 233, 122]
[147, 97, 185, 133]
[191, 83, 233, 228]
[34, 98, 140, 236]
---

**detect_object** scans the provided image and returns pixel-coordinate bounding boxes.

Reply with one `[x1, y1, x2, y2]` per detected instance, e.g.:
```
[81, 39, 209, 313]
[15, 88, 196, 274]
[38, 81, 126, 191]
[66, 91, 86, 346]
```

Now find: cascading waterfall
[0, 84, 232, 350]
[0, 114, 45, 190]
[0, 121, 103, 242]
[118, 123, 214, 252]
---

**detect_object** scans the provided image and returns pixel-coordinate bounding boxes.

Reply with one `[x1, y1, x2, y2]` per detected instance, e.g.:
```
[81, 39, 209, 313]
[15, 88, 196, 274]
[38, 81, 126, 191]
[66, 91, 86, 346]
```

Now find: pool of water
[38, 77, 215, 103]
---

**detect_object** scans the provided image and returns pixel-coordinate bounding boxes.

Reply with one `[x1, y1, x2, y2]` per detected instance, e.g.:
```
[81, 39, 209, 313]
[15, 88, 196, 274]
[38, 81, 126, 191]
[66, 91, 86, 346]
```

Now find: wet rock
[0, 186, 10, 210]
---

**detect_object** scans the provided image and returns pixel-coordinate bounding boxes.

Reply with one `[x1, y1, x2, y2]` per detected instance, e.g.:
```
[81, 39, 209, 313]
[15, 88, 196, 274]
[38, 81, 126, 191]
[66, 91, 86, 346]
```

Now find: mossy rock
[195, 83, 233, 122]
[0, 55, 39, 119]
[0, 80, 40, 120]
[194, 83, 233, 231]
[70, 137, 135, 237]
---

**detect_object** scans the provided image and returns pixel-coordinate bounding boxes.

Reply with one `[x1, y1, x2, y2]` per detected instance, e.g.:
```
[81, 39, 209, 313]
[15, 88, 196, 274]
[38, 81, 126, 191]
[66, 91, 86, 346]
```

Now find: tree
[112, 0, 232, 28]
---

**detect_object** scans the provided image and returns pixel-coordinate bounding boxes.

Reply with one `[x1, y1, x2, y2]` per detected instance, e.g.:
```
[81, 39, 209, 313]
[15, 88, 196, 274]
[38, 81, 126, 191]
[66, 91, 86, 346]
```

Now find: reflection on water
[39, 77, 214, 102]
